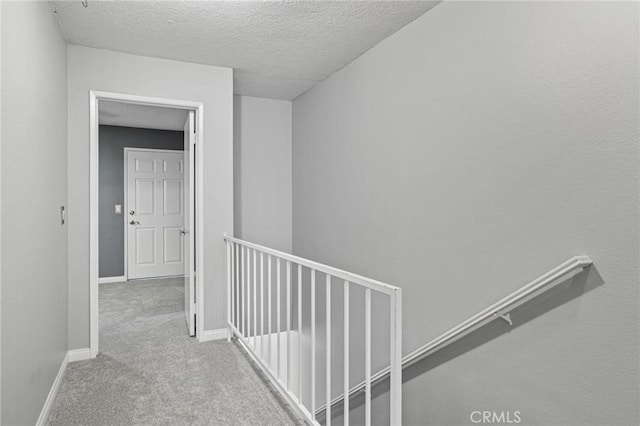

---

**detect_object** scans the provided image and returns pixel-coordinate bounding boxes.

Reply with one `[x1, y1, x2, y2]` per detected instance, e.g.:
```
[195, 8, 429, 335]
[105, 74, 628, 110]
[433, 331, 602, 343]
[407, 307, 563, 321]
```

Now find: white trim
[123, 144, 127, 282]
[195, 105, 205, 342]
[89, 91, 99, 358]
[67, 348, 92, 362]
[128, 274, 187, 282]
[199, 328, 229, 342]
[90, 91, 206, 358]
[36, 347, 93, 425]
[36, 352, 69, 426]
[98, 276, 126, 284]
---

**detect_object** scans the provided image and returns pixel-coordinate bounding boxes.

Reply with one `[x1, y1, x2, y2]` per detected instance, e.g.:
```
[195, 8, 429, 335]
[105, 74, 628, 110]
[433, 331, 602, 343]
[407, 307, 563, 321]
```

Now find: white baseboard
[68, 348, 92, 362]
[36, 352, 69, 426]
[199, 328, 229, 342]
[98, 275, 126, 284]
[36, 347, 93, 425]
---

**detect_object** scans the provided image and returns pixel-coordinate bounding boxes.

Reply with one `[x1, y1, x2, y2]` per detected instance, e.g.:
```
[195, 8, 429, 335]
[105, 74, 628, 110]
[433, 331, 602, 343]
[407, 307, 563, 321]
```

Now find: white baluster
[260, 252, 265, 359]
[311, 269, 316, 421]
[241, 246, 245, 338]
[226, 240, 231, 342]
[268, 254, 272, 370]
[253, 249, 257, 348]
[326, 274, 332, 426]
[247, 247, 251, 344]
[344, 280, 350, 425]
[286, 260, 291, 389]
[277, 258, 281, 380]
[365, 288, 371, 426]
[235, 244, 239, 330]
[298, 264, 303, 402]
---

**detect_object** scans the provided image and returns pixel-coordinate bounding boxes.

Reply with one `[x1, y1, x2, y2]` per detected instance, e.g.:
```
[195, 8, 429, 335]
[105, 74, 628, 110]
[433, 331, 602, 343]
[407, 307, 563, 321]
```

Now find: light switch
[115, 204, 122, 214]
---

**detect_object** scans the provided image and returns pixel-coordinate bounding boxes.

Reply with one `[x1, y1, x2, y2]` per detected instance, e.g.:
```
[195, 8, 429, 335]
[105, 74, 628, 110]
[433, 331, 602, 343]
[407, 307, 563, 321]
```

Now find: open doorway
[90, 92, 204, 358]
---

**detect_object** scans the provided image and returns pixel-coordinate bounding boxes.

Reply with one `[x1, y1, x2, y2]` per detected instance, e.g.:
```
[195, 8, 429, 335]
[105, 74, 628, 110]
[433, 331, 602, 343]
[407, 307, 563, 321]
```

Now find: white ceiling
[51, 1, 439, 100]
[99, 100, 188, 131]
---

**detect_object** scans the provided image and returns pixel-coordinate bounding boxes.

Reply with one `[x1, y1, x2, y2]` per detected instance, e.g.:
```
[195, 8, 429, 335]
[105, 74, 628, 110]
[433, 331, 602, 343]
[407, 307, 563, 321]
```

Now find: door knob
[129, 210, 135, 215]
[180, 229, 189, 235]
[129, 220, 140, 225]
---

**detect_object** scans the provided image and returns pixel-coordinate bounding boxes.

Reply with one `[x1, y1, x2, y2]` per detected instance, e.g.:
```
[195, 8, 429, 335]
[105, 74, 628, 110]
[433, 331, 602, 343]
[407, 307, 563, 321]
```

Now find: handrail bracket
[495, 312, 513, 326]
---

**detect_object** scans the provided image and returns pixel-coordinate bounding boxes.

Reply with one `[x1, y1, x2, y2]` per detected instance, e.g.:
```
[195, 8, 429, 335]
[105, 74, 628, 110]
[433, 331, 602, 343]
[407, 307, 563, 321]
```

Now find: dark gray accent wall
[99, 125, 183, 278]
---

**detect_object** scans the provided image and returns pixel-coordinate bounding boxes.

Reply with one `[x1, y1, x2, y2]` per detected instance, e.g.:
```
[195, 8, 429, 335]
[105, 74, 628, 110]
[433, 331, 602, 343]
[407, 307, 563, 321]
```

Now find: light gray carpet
[48, 277, 302, 425]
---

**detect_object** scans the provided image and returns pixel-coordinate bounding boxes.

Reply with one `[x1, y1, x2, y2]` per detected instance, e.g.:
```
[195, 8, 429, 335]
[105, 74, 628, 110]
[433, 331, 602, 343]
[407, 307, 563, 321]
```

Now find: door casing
[89, 90, 205, 358]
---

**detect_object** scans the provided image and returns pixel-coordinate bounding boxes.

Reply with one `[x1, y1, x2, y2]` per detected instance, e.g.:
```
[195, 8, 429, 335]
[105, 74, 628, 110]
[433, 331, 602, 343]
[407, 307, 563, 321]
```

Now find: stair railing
[317, 255, 593, 416]
[224, 235, 403, 426]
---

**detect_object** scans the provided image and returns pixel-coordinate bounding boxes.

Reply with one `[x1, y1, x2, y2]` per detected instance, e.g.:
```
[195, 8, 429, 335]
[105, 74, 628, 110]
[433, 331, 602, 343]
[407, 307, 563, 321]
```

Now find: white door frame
[90, 90, 205, 358]
[123, 147, 185, 281]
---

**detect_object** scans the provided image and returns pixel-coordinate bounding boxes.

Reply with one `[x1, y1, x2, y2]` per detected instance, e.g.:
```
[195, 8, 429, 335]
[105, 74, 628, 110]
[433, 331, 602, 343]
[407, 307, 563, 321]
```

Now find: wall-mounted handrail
[318, 255, 593, 415]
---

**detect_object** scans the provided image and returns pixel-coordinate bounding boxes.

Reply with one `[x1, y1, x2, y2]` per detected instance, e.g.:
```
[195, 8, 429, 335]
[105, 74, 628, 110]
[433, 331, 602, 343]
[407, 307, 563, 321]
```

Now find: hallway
[47, 278, 299, 425]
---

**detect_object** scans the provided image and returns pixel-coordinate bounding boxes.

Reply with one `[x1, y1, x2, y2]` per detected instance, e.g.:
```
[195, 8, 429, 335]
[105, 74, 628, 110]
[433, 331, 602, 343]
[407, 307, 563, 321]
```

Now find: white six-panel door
[126, 149, 185, 280]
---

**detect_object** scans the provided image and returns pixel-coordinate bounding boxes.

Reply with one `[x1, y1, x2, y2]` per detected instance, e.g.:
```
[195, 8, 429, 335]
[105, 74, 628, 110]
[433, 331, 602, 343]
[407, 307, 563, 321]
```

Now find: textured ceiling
[52, 1, 439, 100]
[99, 101, 188, 131]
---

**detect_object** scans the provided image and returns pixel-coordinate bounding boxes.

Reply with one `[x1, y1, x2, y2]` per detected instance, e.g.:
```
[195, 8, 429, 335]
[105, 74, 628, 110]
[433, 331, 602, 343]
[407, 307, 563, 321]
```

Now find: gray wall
[292, 2, 639, 425]
[234, 96, 292, 252]
[1, 2, 68, 424]
[99, 125, 183, 278]
[68, 46, 233, 349]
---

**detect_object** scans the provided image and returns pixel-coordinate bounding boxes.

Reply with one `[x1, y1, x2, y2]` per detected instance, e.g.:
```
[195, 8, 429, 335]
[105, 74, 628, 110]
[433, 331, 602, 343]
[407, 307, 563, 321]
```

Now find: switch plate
[115, 204, 122, 214]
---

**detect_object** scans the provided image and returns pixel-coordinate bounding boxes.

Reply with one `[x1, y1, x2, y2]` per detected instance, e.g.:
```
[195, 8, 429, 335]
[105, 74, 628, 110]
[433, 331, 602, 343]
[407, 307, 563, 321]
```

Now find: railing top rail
[224, 234, 400, 295]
